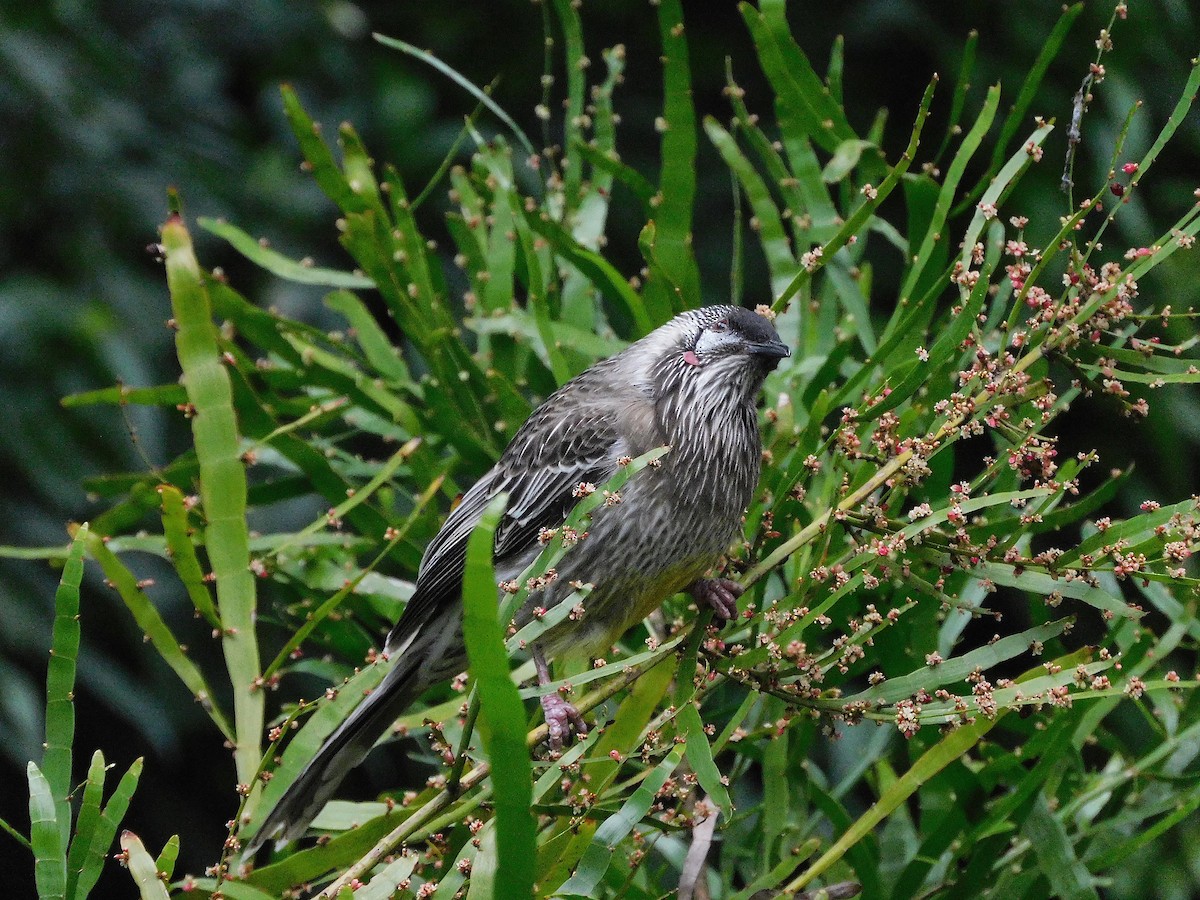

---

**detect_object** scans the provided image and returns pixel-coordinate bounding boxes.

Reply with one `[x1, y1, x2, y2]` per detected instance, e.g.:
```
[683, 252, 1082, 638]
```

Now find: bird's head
[643, 305, 790, 403]
[684, 305, 790, 369]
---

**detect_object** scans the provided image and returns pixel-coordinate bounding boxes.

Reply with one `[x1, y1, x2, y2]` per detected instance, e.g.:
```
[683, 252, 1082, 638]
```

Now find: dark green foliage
[4, 2, 1200, 897]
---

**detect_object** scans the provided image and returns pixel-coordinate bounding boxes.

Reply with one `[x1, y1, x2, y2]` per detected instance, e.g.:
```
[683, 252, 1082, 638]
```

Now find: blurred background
[2, 0, 1197, 893]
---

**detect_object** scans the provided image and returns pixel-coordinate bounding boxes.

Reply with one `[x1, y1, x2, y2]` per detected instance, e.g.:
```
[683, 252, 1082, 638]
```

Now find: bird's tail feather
[243, 650, 428, 857]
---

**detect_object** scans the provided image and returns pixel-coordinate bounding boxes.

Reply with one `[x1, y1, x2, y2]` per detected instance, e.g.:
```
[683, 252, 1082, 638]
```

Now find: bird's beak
[748, 339, 791, 361]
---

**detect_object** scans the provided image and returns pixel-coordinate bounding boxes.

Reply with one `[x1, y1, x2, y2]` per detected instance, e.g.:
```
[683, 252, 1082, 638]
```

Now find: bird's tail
[242, 649, 428, 858]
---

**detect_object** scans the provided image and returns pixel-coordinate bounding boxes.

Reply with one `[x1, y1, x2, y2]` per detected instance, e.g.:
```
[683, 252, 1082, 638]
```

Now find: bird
[245, 304, 790, 854]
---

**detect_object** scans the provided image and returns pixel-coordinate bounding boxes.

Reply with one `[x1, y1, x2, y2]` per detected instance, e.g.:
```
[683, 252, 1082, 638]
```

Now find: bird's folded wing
[384, 407, 625, 652]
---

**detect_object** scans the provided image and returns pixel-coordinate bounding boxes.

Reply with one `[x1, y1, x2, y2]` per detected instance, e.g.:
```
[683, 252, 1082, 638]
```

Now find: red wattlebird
[245, 304, 789, 854]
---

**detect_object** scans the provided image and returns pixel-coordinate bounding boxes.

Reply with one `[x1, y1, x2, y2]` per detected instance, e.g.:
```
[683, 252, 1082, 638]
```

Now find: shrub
[8, 2, 1200, 897]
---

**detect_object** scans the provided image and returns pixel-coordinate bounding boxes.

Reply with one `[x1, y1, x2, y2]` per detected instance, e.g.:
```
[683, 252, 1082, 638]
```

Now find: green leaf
[965, 559, 1139, 619]
[774, 74, 936, 311]
[557, 745, 685, 897]
[120, 831, 170, 900]
[70, 756, 144, 900]
[464, 821, 498, 899]
[245, 661, 391, 841]
[162, 213, 263, 788]
[822, 138, 875, 183]
[159, 486, 221, 629]
[536, 658, 675, 893]
[44, 524, 87, 850]
[154, 835, 179, 882]
[985, 5, 1082, 183]
[787, 712, 1001, 893]
[65, 750, 105, 900]
[183, 881, 278, 900]
[524, 208, 652, 336]
[374, 35, 537, 161]
[842, 618, 1074, 705]
[705, 117, 797, 298]
[355, 853, 419, 900]
[323, 289, 412, 383]
[900, 83, 999, 302]
[678, 703, 732, 820]
[549, 0, 586, 211]
[1025, 792, 1100, 900]
[280, 85, 368, 213]
[462, 494, 535, 899]
[642, 0, 701, 316]
[61, 383, 188, 408]
[29, 762, 66, 900]
[742, 0, 856, 153]
[85, 534, 235, 742]
[198, 218, 374, 288]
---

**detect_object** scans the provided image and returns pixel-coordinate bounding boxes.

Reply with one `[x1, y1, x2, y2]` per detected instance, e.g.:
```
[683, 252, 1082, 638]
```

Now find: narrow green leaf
[309, 800, 391, 833]
[44, 524, 87, 851]
[933, 29, 978, 164]
[244, 808, 419, 895]
[198, 218, 374, 288]
[822, 138, 874, 183]
[0, 815, 31, 851]
[435, 824, 482, 900]
[1024, 793, 1100, 900]
[537, 658, 675, 893]
[355, 853, 419, 900]
[86, 533, 235, 742]
[574, 142, 656, 213]
[843, 618, 1073, 705]
[775, 74, 936, 311]
[678, 703, 732, 820]
[985, 6, 1083, 183]
[337, 122, 386, 214]
[120, 831, 170, 900]
[1089, 790, 1200, 873]
[1128, 56, 1200, 189]
[558, 745, 685, 896]
[465, 821, 497, 900]
[788, 713, 1000, 893]
[901, 83, 999, 301]
[323, 289, 412, 383]
[549, 0, 585, 210]
[73, 758, 143, 899]
[162, 212, 263, 788]
[245, 661, 390, 839]
[643, 0, 701, 315]
[374, 35, 537, 160]
[705, 117, 797, 298]
[184, 881, 277, 900]
[280, 85, 368, 214]
[154, 835, 179, 882]
[743, 0, 856, 153]
[761, 696, 788, 863]
[462, 494, 535, 899]
[524, 209, 652, 336]
[966, 559, 1139, 619]
[29, 762, 66, 900]
[957, 121, 1054, 275]
[61, 383, 188, 409]
[67, 751, 107, 900]
[159, 486, 221, 629]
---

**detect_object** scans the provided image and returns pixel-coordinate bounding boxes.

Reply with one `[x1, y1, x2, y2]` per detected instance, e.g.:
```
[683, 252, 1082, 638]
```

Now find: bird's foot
[689, 578, 744, 622]
[540, 692, 587, 751]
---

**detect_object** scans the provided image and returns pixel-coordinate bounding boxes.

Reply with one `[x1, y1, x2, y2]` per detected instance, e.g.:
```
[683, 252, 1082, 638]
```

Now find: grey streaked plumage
[245, 304, 789, 854]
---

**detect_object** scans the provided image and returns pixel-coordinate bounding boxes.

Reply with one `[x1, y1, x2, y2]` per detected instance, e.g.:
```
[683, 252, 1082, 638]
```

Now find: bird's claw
[540, 693, 587, 751]
[689, 578, 744, 622]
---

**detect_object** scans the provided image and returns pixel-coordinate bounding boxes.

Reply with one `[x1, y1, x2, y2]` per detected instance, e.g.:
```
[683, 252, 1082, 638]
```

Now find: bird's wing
[384, 404, 625, 654]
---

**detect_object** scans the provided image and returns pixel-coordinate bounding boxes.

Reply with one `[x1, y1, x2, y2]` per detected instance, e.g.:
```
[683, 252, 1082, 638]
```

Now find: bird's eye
[709, 319, 729, 333]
